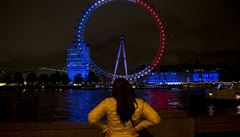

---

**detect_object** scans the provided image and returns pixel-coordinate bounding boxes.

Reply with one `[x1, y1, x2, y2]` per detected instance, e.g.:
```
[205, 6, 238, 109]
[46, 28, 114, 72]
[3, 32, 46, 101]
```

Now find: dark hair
[112, 78, 137, 123]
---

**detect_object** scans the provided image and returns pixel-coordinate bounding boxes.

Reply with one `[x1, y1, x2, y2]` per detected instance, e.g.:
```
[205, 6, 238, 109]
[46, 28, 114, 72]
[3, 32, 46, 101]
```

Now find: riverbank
[0, 109, 240, 137]
[0, 109, 194, 137]
[0, 81, 223, 91]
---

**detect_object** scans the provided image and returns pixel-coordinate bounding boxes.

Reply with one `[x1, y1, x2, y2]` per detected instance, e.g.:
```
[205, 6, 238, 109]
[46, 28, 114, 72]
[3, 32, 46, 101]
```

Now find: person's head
[112, 78, 137, 123]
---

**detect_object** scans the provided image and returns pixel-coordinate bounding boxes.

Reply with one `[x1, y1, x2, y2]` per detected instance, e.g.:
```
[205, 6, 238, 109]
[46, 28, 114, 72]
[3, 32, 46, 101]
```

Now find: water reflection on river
[37, 89, 239, 123]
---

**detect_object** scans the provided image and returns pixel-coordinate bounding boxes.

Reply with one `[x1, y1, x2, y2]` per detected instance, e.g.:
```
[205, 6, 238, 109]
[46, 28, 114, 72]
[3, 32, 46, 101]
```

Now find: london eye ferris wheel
[67, 0, 166, 81]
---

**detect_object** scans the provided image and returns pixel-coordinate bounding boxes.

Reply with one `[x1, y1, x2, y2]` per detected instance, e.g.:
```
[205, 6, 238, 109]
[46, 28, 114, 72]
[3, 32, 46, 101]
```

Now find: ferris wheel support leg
[113, 43, 122, 80]
[122, 42, 128, 77]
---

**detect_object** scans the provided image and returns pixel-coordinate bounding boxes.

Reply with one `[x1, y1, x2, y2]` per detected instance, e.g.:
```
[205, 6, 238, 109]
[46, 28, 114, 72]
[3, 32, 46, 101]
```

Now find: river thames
[0, 88, 240, 123]
[4, 88, 237, 123]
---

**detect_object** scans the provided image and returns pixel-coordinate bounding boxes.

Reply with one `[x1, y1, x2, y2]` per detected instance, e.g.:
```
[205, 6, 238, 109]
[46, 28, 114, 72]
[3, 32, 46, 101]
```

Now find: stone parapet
[0, 109, 194, 137]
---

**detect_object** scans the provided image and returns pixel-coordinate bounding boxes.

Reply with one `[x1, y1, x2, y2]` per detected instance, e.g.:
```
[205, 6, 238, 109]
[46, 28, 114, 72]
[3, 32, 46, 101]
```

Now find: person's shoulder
[136, 98, 143, 101]
[135, 98, 145, 104]
[100, 97, 116, 108]
[102, 97, 115, 103]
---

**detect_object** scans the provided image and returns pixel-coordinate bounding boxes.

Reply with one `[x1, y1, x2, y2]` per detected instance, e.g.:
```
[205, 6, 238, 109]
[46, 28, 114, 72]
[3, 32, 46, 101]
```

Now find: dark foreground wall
[0, 109, 194, 137]
[1, 109, 240, 137]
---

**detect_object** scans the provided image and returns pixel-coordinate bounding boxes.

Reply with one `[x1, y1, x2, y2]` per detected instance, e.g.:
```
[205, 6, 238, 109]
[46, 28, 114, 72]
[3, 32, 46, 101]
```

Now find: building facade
[67, 43, 90, 82]
[144, 71, 219, 85]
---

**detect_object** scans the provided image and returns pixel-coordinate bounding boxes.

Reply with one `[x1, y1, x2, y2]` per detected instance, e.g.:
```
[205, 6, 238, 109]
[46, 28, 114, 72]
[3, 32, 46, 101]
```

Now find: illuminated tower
[67, 42, 90, 82]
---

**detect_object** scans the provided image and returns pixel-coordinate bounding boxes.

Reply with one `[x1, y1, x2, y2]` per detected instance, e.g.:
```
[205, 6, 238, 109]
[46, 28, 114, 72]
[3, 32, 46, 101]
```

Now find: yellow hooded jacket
[88, 97, 161, 137]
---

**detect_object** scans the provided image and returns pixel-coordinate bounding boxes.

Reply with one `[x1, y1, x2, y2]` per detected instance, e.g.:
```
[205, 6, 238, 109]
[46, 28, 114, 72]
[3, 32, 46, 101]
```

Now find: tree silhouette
[26, 72, 38, 85]
[38, 74, 48, 85]
[49, 72, 62, 85]
[12, 72, 24, 85]
[74, 74, 83, 84]
[87, 71, 98, 82]
[2, 72, 12, 84]
[62, 72, 70, 85]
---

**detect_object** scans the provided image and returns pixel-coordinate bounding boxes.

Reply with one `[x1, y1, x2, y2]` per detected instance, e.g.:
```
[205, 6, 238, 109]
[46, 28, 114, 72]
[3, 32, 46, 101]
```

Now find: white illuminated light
[0, 83, 6, 86]
[237, 106, 240, 115]
[236, 95, 240, 100]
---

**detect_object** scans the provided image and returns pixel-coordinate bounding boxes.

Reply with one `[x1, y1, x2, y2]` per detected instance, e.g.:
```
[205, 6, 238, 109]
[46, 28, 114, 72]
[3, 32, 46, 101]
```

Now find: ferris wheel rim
[77, 0, 166, 80]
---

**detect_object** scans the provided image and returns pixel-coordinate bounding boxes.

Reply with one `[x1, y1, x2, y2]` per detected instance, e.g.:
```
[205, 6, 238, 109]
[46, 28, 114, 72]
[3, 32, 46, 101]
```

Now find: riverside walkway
[1, 109, 240, 137]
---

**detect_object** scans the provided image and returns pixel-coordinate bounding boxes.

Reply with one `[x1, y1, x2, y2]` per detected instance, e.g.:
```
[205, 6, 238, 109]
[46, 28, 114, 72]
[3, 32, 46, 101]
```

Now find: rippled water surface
[1, 89, 239, 123]
[37, 89, 240, 122]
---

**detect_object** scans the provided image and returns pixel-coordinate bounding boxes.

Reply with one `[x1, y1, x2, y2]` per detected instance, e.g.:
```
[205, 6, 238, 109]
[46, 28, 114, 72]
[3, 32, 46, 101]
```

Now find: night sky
[0, 0, 240, 73]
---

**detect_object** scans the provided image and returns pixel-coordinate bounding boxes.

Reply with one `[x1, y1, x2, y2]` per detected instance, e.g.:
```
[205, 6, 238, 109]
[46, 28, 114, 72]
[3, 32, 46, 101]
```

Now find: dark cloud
[0, 0, 239, 72]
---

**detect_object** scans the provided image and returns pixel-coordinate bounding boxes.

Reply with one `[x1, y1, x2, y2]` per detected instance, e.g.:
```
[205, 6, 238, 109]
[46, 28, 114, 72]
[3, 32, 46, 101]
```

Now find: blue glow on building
[145, 71, 219, 85]
[67, 43, 90, 82]
[145, 72, 183, 85]
[192, 72, 219, 82]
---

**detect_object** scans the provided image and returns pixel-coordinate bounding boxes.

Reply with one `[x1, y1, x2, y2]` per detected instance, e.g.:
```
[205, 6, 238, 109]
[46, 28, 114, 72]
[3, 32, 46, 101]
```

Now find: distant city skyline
[0, 0, 240, 72]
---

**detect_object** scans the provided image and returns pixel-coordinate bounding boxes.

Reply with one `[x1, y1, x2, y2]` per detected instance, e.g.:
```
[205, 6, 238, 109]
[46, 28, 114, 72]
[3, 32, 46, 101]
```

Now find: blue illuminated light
[193, 73, 199, 82]
[192, 72, 219, 82]
[145, 71, 219, 85]
[145, 72, 183, 85]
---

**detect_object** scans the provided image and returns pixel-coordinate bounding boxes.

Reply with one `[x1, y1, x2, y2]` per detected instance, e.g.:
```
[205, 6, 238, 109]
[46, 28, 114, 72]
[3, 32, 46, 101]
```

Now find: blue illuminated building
[192, 72, 219, 82]
[67, 42, 90, 82]
[144, 71, 219, 85]
[145, 72, 183, 85]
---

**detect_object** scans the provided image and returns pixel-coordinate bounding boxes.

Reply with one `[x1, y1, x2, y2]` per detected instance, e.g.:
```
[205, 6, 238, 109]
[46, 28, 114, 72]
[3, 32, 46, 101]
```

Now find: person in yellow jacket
[88, 78, 161, 137]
